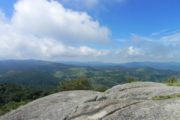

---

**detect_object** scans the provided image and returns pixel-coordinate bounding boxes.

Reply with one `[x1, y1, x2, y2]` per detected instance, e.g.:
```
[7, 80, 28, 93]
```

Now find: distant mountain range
[121, 62, 180, 72]
[0, 60, 71, 71]
[0, 60, 180, 91]
[63, 61, 180, 72]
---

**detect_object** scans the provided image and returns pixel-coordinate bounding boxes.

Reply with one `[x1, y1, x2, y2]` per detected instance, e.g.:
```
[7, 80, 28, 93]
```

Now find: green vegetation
[152, 94, 180, 100]
[92, 85, 108, 92]
[58, 78, 93, 91]
[0, 101, 27, 115]
[54, 71, 64, 78]
[165, 77, 180, 86]
[68, 68, 88, 77]
[127, 77, 140, 83]
[0, 63, 178, 91]
[58, 78, 108, 92]
[0, 84, 50, 115]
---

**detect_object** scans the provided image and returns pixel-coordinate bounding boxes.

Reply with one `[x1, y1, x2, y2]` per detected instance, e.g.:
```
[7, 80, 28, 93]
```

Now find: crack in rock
[66, 101, 142, 120]
[100, 101, 141, 119]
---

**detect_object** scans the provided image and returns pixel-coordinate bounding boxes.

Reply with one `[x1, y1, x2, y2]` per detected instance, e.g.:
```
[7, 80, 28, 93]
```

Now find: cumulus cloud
[12, 0, 110, 44]
[1, 0, 180, 63]
[0, 0, 110, 60]
[114, 33, 180, 62]
[127, 46, 142, 56]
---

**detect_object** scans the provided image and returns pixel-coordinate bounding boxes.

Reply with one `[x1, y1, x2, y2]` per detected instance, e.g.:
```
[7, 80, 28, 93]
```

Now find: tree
[127, 77, 139, 83]
[165, 76, 178, 86]
[58, 78, 92, 91]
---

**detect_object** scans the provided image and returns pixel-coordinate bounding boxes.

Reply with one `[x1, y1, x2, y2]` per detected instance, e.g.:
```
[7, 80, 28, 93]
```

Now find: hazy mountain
[62, 61, 117, 67]
[0, 60, 179, 90]
[62, 61, 180, 72]
[0, 60, 72, 71]
[121, 62, 180, 71]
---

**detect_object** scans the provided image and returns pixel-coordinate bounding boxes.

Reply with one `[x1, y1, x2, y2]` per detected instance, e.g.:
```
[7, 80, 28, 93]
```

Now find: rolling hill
[0, 60, 179, 90]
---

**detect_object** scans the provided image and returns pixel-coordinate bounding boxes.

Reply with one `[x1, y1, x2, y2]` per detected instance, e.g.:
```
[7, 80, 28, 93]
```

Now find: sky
[0, 0, 180, 63]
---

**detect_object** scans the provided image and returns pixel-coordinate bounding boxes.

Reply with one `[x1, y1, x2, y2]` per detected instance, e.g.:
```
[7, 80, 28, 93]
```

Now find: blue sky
[0, 0, 180, 63]
[59, 0, 180, 38]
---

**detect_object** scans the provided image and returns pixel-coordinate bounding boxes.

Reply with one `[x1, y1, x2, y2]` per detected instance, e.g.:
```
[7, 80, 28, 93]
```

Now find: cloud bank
[0, 0, 110, 60]
[111, 33, 180, 63]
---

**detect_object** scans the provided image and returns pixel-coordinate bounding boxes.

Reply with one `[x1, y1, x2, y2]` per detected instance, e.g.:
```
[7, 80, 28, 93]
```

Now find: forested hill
[0, 60, 72, 71]
[121, 62, 180, 72]
[0, 60, 180, 90]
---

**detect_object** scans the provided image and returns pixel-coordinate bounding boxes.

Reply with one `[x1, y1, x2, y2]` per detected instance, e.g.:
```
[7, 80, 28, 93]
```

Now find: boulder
[1, 82, 180, 120]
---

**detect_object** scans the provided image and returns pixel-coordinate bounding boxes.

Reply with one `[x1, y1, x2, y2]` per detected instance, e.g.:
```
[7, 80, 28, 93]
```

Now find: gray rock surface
[1, 82, 180, 120]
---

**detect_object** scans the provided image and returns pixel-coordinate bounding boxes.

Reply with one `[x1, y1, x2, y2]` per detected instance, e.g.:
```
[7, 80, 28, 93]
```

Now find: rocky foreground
[0, 82, 180, 120]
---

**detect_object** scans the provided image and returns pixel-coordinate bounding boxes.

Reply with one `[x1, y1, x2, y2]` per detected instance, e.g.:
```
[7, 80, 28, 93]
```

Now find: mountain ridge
[0, 60, 179, 90]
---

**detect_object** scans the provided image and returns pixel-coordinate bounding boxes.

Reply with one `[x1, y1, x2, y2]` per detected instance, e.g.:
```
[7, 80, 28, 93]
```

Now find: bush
[0, 101, 27, 115]
[58, 78, 93, 91]
[0, 83, 50, 115]
[127, 77, 139, 83]
[165, 77, 180, 86]
[93, 86, 108, 92]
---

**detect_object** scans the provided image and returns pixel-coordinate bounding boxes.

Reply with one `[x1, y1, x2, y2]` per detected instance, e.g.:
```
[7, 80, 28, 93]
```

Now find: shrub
[93, 86, 108, 92]
[58, 78, 93, 91]
[165, 77, 180, 86]
[0, 101, 27, 115]
[127, 77, 139, 83]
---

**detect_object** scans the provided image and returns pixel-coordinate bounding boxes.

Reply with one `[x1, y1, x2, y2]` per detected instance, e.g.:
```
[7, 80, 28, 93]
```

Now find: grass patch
[167, 82, 180, 86]
[165, 77, 180, 86]
[152, 93, 180, 100]
[0, 101, 28, 115]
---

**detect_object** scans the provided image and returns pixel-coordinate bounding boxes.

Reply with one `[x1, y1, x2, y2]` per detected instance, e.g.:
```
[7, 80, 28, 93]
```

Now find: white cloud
[123, 33, 180, 62]
[151, 29, 168, 36]
[12, 0, 110, 44]
[1, 0, 180, 63]
[105, 32, 180, 63]
[78, 46, 109, 57]
[0, 21, 109, 59]
[128, 46, 142, 56]
[0, 0, 110, 60]
[161, 33, 180, 42]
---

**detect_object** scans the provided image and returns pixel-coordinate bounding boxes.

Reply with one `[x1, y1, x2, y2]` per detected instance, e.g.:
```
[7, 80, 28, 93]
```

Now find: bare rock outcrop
[1, 82, 180, 120]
